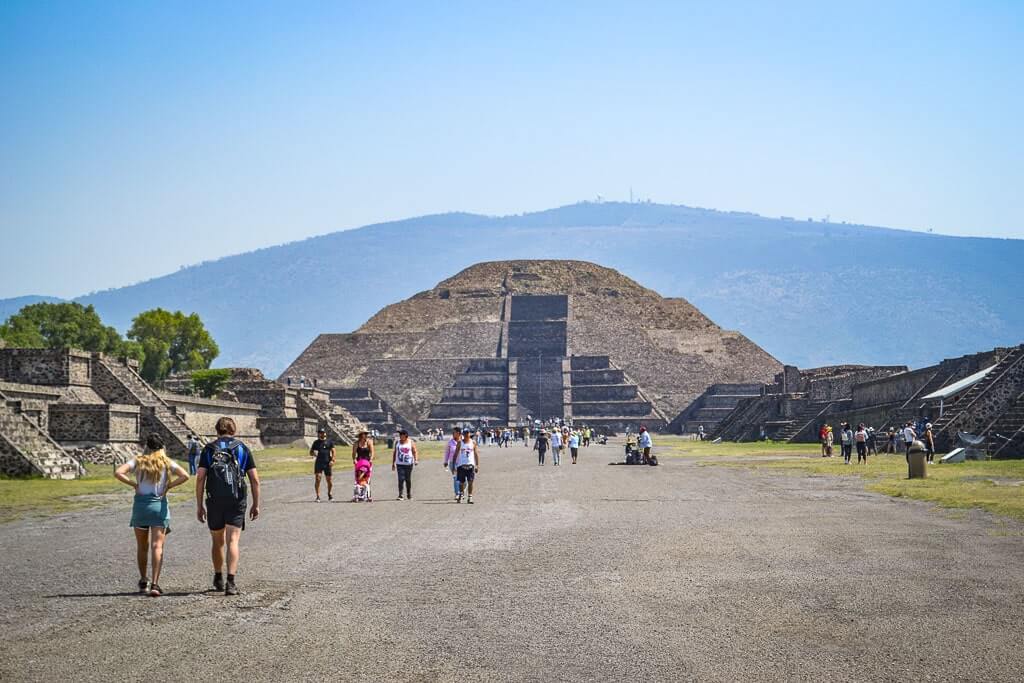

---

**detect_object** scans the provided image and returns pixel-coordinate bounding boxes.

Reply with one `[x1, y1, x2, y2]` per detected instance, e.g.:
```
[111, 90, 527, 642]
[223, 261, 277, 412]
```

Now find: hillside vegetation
[3, 202, 1022, 375]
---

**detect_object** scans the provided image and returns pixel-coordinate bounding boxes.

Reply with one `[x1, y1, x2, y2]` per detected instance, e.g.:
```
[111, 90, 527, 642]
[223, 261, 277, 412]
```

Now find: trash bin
[908, 440, 927, 479]
[386, 437, 394, 449]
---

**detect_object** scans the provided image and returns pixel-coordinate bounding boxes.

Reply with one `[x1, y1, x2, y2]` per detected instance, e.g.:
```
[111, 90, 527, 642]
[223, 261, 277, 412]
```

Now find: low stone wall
[806, 367, 907, 402]
[0, 348, 93, 387]
[158, 392, 262, 446]
[49, 404, 140, 443]
[258, 417, 318, 446]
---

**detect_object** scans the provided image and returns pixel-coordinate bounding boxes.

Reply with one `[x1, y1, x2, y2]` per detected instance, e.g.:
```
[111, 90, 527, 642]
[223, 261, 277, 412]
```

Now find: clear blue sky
[2, 0, 1022, 298]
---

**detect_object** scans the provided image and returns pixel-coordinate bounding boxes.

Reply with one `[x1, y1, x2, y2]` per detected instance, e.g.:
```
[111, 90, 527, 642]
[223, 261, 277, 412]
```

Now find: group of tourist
[836, 422, 876, 464]
[115, 416, 641, 598]
[115, 417, 259, 598]
[886, 422, 936, 462]
[820, 420, 938, 464]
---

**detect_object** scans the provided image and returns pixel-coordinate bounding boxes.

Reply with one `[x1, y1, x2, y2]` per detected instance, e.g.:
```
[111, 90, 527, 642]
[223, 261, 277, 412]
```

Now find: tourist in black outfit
[534, 430, 549, 466]
[310, 429, 335, 502]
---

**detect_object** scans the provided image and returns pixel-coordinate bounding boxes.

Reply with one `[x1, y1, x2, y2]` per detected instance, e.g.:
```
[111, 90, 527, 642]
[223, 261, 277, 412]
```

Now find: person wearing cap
[902, 422, 917, 462]
[391, 429, 418, 500]
[638, 425, 653, 464]
[444, 427, 462, 500]
[923, 422, 935, 463]
[309, 428, 336, 502]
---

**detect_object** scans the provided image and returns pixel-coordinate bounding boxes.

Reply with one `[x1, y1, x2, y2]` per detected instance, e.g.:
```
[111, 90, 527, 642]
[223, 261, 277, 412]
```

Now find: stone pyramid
[281, 260, 781, 430]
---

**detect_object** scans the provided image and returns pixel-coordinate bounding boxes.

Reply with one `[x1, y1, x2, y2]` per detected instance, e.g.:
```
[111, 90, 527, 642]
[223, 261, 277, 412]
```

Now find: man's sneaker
[213, 574, 225, 592]
[138, 578, 149, 594]
[149, 584, 162, 598]
[328, 493, 334, 501]
[315, 496, 321, 503]
[467, 496, 474, 504]
[225, 581, 239, 596]
[397, 495, 404, 501]
[456, 494, 462, 503]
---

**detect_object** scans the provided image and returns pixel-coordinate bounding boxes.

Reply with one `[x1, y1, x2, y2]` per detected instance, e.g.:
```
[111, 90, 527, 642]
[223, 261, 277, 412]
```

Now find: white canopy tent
[921, 364, 997, 416]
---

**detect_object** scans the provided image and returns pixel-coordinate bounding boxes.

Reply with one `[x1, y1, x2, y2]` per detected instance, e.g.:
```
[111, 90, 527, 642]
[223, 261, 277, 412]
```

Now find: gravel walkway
[1, 442, 1022, 682]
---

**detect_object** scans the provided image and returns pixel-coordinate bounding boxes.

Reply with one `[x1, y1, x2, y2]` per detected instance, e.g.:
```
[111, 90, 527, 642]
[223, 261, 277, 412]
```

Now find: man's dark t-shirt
[311, 439, 335, 466]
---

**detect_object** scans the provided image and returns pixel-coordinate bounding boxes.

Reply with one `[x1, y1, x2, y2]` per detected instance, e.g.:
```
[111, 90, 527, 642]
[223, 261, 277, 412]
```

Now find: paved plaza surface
[1, 442, 1023, 682]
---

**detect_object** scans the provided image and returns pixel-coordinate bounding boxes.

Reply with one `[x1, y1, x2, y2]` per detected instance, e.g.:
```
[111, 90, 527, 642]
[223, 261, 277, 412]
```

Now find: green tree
[191, 368, 232, 398]
[128, 309, 219, 383]
[0, 302, 141, 361]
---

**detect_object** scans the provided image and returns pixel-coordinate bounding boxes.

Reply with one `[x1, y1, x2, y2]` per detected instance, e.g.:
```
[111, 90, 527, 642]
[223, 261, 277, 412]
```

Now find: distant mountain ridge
[2, 202, 1022, 376]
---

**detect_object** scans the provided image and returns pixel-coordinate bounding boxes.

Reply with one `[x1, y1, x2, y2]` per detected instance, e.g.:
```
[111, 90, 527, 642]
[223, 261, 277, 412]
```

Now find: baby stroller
[352, 459, 373, 502]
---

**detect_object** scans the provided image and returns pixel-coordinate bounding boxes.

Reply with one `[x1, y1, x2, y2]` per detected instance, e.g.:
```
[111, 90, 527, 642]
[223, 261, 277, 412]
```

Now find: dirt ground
[1, 441, 1022, 682]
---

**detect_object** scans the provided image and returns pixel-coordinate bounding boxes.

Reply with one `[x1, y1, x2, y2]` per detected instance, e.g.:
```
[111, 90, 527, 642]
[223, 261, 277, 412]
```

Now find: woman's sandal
[149, 584, 162, 598]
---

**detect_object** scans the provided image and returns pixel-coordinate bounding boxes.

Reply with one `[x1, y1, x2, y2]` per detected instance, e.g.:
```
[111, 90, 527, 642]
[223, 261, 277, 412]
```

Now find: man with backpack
[186, 433, 203, 475]
[195, 417, 260, 596]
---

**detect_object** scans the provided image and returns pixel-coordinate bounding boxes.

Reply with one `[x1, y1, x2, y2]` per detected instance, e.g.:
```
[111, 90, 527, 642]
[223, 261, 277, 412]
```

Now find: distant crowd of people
[818, 420, 936, 464]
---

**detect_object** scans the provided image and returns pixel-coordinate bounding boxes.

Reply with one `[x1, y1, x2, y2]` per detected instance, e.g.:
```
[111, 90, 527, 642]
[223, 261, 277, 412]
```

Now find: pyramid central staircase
[417, 294, 666, 432]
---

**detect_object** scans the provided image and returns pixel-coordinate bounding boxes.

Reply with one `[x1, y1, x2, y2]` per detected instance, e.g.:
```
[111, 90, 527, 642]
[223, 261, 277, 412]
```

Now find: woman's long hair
[136, 434, 172, 484]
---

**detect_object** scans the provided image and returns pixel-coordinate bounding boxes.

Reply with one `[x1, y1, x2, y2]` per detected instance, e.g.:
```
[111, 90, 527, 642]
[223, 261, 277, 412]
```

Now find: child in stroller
[353, 458, 372, 502]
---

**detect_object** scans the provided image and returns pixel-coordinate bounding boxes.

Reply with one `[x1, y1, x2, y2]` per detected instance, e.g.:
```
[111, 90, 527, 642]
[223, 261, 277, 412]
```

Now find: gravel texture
[1, 442, 1023, 682]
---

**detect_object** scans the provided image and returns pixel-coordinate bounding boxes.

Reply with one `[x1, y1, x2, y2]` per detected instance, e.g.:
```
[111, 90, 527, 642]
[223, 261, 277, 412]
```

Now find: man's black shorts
[206, 497, 247, 531]
[315, 461, 333, 476]
[456, 465, 476, 483]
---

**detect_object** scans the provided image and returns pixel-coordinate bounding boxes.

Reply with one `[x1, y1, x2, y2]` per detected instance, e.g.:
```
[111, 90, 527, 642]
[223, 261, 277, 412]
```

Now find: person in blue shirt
[186, 433, 203, 475]
[194, 417, 260, 597]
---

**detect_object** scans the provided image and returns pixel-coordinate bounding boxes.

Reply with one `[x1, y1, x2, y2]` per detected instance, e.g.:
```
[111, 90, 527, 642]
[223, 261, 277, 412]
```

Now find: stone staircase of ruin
[420, 359, 510, 430]
[567, 356, 667, 432]
[988, 391, 1024, 458]
[667, 384, 764, 435]
[329, 388, 418, 435]
[0, 396, 82, 479]
[94, 356, 192, 458]
[774, 401, 834, 442]
[930, 345, 1024, 453]
[709, 395, 772, 441]
[296, 392, 363, 446]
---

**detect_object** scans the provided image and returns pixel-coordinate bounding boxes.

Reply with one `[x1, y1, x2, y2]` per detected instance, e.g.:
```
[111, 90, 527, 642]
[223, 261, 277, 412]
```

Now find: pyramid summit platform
[281, 260, 782, 431]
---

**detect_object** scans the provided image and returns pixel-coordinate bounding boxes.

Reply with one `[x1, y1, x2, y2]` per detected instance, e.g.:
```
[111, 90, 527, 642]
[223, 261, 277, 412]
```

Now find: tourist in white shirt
[550, 429, 563, 466]
[902, 422, 917, 461]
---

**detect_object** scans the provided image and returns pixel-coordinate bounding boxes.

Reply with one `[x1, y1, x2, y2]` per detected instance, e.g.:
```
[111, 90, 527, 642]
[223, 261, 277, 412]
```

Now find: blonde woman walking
[115, 434, 189, 597]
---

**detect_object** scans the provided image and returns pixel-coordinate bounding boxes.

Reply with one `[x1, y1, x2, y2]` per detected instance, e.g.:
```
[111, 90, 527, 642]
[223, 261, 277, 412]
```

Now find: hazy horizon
[2, 1, 1022, 299]
[5, 199, 1024, 301]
